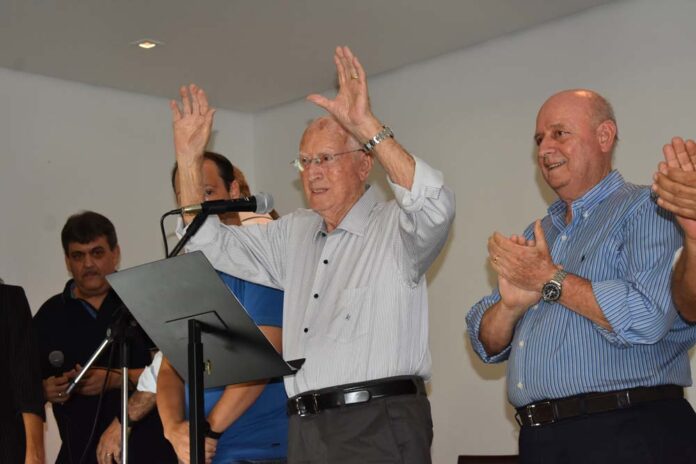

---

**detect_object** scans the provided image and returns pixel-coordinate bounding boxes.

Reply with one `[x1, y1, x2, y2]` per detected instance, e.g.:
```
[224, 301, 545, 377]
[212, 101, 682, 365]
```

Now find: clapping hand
[489, 221, 557, 310]
[653, 137, 696, 239]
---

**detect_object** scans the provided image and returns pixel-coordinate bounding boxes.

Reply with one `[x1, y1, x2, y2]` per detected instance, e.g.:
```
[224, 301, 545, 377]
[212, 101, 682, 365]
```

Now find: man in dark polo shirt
[33, 211, 174, 463]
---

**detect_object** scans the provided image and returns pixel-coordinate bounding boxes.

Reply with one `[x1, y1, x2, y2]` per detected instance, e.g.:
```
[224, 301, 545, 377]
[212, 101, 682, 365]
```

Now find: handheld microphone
[48, 350, 65, 378]
[48, 351, 67, 405]
[49, 350, 65, 370]
[180, 193, 274, 215]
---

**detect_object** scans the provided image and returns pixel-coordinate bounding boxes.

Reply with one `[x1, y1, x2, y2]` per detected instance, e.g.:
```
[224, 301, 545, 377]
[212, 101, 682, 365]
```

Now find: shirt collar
[63, 279, 78, 300]
[63, 279, 99, 319]
[62, 278, 118, 313]
[547, 170, 624, 223]
[313, 185, 377, 240]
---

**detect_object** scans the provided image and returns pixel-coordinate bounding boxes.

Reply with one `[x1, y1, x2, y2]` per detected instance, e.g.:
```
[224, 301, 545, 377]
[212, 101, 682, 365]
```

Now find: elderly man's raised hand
[307, 46, 382, 142]
[170, 84, 216, 163]
[653, 137, 696, 238]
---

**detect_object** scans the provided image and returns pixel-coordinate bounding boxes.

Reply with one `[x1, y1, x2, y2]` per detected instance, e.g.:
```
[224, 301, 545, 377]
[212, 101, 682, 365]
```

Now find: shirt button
[531, 304, 538, 310]
[303, 328, 309, 333]
[561, 235, 567, 241]
[583, 211, 589, 218]
[518, 340, 525, 348]
[323, 259, 329, 264]
[313, 293, 319, 299]
[517, 382, 524, 389]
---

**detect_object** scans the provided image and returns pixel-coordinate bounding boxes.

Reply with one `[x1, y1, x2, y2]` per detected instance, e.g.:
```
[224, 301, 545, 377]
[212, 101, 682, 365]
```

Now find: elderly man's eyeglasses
[291, 149, 365, 172]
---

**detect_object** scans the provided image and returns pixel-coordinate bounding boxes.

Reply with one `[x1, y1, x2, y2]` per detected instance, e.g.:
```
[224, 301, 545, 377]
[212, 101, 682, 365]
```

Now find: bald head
[534, 89, 619, 203]
[301, 116, 362, 153]
[541, 89, 619, 149]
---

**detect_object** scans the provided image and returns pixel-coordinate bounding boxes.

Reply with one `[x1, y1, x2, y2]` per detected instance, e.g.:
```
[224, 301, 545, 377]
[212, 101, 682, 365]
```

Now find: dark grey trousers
[287, 394, 433, 464]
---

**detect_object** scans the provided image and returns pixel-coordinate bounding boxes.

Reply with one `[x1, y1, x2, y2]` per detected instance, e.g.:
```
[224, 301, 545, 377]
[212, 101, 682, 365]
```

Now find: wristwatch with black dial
[541, 269, 568, 302]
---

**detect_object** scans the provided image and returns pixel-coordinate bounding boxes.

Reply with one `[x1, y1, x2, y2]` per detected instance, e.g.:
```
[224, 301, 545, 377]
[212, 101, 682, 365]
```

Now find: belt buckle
[344, 389, 371, 405]
[295, 393, 320, 417]
[520, 401, 553, 427]
[617, 390, 632, 409]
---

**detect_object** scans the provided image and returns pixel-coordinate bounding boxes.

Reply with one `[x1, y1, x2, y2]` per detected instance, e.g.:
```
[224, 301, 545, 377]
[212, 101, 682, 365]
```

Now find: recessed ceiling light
[131, 39, 163, 50]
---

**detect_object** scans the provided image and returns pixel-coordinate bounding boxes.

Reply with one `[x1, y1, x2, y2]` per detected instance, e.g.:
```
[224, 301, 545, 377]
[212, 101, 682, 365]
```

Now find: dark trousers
[288, 394, 433, 464]
[519, 398, 696, 464]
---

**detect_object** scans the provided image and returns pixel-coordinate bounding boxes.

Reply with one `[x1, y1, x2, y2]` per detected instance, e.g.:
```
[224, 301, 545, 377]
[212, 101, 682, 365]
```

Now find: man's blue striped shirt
[467, 170, 696, 407]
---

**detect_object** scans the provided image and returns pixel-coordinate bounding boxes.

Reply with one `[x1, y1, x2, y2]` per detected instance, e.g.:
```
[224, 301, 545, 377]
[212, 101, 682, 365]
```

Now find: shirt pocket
[325, 286, 370, 343]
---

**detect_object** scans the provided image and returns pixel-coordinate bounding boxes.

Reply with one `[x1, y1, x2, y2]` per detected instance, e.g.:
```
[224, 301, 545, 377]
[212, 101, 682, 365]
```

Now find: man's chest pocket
[325, 287, 370, 343]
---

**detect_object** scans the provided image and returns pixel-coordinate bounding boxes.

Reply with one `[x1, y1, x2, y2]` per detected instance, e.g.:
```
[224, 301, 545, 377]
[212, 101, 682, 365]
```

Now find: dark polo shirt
[34, 280, 174, 464]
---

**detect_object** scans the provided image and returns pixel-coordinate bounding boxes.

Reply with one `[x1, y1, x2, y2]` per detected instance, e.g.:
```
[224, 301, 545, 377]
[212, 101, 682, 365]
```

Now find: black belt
[287, 375, 426, 417]
[515, 385, 683, 427]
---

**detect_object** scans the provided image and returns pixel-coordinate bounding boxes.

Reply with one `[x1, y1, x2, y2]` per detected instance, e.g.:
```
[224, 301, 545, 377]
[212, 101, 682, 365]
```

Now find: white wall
[0, 68, 255, 462]
[253, 0, 696, 461]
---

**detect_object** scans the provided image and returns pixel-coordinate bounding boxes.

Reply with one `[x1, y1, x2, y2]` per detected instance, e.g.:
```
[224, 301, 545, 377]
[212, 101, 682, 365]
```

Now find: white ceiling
[1, 0, 616, 112]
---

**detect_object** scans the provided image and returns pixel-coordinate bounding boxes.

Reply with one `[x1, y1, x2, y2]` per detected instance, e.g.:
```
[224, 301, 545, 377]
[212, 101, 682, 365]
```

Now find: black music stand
[107, 251, 301, 464]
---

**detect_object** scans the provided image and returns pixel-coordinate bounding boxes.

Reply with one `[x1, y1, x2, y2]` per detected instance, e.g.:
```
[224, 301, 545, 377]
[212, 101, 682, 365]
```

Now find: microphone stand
[66, 305, 137, 463]
[119, 320, 131, 464]
[169, 211, 209, 257]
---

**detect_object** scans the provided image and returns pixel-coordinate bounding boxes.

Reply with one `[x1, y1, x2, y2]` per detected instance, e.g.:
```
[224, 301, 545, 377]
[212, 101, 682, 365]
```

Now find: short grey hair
[301, 116, 362, 152]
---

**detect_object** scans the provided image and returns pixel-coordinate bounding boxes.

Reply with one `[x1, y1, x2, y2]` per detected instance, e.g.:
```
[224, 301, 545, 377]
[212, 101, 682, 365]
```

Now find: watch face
[542, 282, 561, 302]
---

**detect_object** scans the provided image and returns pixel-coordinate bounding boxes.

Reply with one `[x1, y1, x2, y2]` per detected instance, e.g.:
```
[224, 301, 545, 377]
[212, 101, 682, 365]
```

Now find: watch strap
[550, 269, 568, 286]
[204, 422, 223, 440]
[363, 126, 394, 152]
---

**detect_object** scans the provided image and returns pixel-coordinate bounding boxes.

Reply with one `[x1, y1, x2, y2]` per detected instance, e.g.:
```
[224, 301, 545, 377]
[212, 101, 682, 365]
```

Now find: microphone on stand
[169, 194, 275, 258]
[179, 193, 274, 215]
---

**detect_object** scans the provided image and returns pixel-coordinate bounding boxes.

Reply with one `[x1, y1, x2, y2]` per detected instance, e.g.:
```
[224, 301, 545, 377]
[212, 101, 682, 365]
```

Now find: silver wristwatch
[541, 269, 568, 302]
[363, 126, 394, 152]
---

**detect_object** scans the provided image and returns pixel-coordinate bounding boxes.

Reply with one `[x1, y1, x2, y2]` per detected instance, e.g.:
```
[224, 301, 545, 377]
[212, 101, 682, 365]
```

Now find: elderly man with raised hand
[171, 46, 455, 464]
[652, 136, 696, 323]
[466, 89, 696, 464]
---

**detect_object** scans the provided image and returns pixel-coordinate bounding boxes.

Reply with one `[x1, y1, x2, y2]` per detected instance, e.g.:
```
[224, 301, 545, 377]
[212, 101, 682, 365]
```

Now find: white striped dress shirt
[467, 170, 696, 407]
[179, 157, 455, 397]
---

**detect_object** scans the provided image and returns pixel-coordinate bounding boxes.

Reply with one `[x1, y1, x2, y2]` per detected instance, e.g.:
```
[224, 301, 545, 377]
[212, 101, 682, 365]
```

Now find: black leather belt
[287, 375, 426, 417]
[515, 385, 683, 427]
